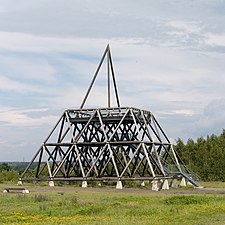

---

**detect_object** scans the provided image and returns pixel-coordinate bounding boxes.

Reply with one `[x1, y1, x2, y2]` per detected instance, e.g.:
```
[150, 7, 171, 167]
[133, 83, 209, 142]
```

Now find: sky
[0, 0, 225, 161]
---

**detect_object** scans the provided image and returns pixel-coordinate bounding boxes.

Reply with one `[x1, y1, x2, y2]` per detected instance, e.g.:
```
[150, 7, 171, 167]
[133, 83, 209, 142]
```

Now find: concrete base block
[195, 186, 204, 189]
[49, 181, 55, 187]
[97, 182, 102, 187]
[187, 181, 193, 186]
[180, 177, 187, 187]
[171, 179, 178, 188]
[3, 190, 8, 193]
[81, 181, 88, 188]
[151, 180, 159, 191]
[22, 189, 30, 194]
[17, 181, 23, 186]
[116, 181, 123, 189]
[140, 181, 145, 187]
[161, 179, 169, 190]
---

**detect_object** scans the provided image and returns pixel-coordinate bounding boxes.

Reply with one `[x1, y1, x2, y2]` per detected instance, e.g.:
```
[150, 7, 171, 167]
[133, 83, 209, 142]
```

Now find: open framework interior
[20, 45, 200, 189]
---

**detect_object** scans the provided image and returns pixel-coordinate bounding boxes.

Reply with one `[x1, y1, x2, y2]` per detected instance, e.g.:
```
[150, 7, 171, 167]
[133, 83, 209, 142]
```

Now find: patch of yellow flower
[3, 212, 107, 224]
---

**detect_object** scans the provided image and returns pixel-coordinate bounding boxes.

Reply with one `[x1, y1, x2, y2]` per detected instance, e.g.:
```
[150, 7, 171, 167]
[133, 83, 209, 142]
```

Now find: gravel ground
[2, 183, 225, 195]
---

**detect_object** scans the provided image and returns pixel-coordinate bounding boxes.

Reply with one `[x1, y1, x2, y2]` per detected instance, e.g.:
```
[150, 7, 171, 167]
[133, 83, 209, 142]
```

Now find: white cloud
[0, 75, 40, 93]
[0, 31, 103, 52]
[167, 20, 202, 34]
[0, 0, 45, 13]
[0, 54, 56, 83]
[0, 106, 58, 126]
[191, 98, 225, 139]
[206, 33, 225, 47]
[172, 109, 194, 116]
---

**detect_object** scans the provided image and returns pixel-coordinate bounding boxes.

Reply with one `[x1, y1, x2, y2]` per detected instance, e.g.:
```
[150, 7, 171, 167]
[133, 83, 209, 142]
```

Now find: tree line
[174, 129, 225, 181]
[0, 163, 19, 183]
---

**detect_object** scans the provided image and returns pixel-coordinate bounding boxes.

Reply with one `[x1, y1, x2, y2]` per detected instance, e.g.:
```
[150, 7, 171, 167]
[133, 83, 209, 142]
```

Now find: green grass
[201, 181, 225, 188]
[1, 183, 225, 224]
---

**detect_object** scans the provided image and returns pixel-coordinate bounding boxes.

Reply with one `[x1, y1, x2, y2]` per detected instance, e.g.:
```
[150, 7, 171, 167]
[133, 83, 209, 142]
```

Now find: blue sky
[0, 0, 225, 161]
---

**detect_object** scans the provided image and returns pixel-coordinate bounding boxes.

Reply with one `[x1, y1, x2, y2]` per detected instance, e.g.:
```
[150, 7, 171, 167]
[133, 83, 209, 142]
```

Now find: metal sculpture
[20, 45, 199, 189]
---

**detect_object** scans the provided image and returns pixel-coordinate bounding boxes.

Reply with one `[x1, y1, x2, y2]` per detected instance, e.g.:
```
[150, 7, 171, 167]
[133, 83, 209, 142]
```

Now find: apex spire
[80, 45, 120, 109]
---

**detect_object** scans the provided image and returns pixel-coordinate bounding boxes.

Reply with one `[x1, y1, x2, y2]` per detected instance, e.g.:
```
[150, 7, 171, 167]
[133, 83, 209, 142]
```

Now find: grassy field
[1, 182, 225, 225]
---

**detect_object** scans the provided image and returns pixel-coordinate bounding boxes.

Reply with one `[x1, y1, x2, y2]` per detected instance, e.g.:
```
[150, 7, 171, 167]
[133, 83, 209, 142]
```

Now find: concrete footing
[116, 180, 123, 189]
[187, 181, 193, 186]
[17, 181, 23, 186]
[22, 189, 30, 194]
[151, 180, 159, 191]
[49, 181, 55, 187]
[140, 181, 145, 187]
[161, 179, 169, 190]
[180, 177, 187, 187]
[171, 179, 178, 188]
[81, 181, 88, 188]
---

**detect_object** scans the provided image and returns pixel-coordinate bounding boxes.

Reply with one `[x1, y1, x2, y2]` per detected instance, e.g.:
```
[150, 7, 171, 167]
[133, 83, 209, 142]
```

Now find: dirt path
[2, 184, 225, 195]
[2, 183, 225, 195]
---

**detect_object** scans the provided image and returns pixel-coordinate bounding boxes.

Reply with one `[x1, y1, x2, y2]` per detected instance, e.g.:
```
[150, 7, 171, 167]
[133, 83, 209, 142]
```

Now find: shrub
[0, 170, 19, 182]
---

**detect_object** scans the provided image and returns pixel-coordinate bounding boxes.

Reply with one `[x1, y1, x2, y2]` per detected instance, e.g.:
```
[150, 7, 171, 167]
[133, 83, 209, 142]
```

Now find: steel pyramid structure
[20, 45, 199, 189]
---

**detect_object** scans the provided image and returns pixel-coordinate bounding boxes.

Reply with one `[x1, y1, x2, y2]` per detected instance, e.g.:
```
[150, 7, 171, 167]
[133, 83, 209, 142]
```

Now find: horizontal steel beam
[44, 141, 172, 146]
[20, 175, 179, 181]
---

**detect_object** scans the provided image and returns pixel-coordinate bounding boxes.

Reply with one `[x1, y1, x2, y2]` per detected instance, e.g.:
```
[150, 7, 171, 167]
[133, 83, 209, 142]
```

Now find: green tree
[0, 163, 11, 171]
[174, 130, 225, 182]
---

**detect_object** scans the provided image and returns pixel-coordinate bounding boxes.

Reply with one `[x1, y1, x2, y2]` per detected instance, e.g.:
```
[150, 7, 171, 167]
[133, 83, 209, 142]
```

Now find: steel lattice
[20, 45, 199, 187]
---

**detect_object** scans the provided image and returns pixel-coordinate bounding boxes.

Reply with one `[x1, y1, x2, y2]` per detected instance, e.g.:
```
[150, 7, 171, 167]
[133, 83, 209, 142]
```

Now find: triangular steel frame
[80, 44, 120, 109]
[20, 46, 199, 187]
